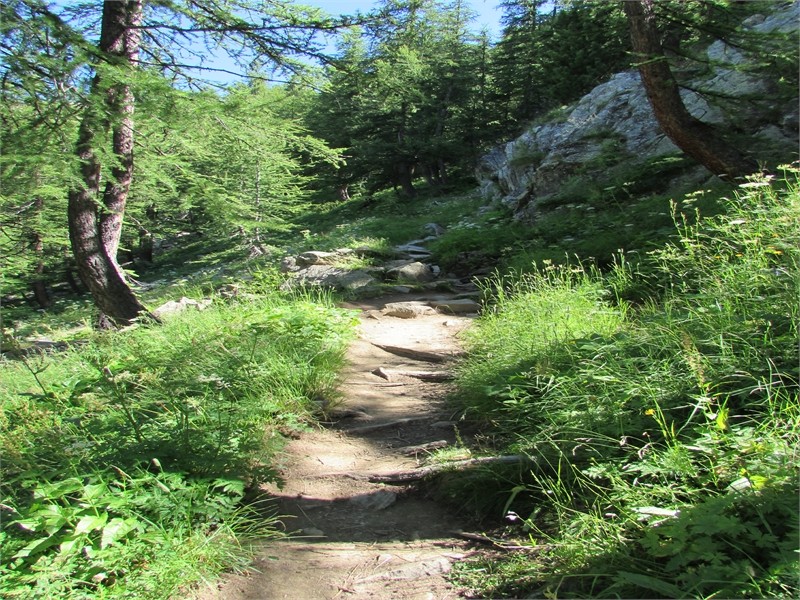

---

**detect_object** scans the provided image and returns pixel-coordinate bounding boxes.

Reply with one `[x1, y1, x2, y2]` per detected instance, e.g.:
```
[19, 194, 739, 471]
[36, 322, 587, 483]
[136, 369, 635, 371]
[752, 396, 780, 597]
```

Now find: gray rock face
[477, 2, 799, 221]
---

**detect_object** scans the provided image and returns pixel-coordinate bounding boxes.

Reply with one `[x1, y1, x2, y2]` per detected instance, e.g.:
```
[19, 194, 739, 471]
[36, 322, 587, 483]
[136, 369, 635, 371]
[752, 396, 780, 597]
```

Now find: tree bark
[30, 197, 51, 309]
[623, 0, 759, 180]
[67, 0, 152, 326]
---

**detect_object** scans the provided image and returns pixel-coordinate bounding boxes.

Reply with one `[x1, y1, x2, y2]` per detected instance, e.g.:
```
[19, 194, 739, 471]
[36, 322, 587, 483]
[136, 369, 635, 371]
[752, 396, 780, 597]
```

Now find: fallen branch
[452, 531, 533, 551]
[343, 416, 430, 434]
[371, 343, 458, 363]
[397, 440, 449, 456]
[372, 367, 454, 382]
[367, 455, 532, 484]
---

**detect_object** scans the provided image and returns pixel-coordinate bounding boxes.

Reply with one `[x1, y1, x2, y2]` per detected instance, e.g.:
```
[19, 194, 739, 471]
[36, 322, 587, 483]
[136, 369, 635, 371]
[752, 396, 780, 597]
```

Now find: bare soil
[193, 291, 481, 600]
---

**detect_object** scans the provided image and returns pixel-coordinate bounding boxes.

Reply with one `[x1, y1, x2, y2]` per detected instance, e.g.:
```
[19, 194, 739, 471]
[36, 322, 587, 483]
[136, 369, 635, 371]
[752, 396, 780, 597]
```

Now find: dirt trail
[195, 291, 480, 600]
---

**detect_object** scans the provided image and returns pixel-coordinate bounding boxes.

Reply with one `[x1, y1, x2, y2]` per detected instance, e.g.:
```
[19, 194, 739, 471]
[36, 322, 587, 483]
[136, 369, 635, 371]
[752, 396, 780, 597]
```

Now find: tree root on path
[372, 367, 455, 382]
[370, 343, 462, 363]
[366, 455, 533, 484]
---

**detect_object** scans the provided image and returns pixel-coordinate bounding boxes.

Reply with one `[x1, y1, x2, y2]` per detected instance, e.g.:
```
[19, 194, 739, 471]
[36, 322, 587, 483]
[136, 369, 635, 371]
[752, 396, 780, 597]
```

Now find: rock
[347, 489, 397, 511]
[394, 243, 432, 255]
[283, 265, 377, 291]
[280, 256, 300, 273]
[429, 299, 480, 314]
[382, 302, 437, 319]
[296, 250, 338, 266]
[300, 528, 325, 537]
[424, 222, 446, 236]
[386, 261, 435, 283]
[152, 296, 212, 318]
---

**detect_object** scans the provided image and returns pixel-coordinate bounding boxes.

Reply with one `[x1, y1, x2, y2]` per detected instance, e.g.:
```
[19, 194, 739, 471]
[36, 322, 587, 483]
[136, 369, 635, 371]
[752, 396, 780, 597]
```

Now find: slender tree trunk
[29, 196, 51, 309]
[67, 0, 152, 327]
[395, 162, 417, 197]
[623, 0, 758, 180]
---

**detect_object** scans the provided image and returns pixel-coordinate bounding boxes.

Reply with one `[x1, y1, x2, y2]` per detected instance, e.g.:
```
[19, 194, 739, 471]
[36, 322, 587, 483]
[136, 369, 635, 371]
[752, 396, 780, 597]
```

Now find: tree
[623, 0, 758, 180]
[12, 0, 347, 327]
[67, 0, 150, 327]
[0, 0, 83, 307]
[309, 0, 486, 198]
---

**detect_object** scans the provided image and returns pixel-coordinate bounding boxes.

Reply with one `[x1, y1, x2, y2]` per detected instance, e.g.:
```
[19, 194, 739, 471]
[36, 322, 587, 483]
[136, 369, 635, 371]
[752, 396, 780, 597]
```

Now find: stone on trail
[382, 301, 436, 318]
[348, 489, 397, 511]
[429, 298, 480, 314]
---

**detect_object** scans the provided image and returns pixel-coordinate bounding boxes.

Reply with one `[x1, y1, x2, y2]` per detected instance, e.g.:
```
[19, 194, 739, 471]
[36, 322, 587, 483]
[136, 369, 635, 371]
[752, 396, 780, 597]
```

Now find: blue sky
[303, 0, 503, 37]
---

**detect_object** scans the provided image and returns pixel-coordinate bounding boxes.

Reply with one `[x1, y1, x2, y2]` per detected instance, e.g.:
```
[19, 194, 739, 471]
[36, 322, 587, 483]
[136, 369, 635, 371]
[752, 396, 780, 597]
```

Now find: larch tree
[67, 0, 149, 327]
[623, 0, 759, 180]
[37, 0, 347, 327]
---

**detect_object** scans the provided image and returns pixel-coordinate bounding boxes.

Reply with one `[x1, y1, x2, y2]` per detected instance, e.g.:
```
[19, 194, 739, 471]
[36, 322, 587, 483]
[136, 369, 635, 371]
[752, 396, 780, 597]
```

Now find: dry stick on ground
[366, 455, 532, 484]
[397, 440, 449, 456]
[370, 343, 461, 363]
[343, 416, 431, 434]
[372, 367, 455, 382]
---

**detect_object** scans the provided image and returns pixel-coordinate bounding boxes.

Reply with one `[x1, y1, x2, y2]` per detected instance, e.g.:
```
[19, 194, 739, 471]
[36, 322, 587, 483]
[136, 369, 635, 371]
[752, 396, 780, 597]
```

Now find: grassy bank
[450, 170, 799, 598]
[0, 291, 356, 598]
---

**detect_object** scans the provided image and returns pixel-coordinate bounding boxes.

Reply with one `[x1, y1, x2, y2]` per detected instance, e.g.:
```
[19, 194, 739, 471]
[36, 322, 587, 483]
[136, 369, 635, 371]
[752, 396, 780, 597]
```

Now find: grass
[0, 290, 357, 598]
[450, 169, 800, 598]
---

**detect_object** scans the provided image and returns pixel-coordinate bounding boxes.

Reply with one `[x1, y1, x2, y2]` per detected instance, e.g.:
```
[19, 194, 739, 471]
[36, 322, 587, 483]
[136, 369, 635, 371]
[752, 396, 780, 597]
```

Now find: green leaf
[615, 571, 685, 597]
[34, 478, 83, 500]
[100, 518, 135, 549]
[12, 535, 60, 560]
[74, 513, 108, 535]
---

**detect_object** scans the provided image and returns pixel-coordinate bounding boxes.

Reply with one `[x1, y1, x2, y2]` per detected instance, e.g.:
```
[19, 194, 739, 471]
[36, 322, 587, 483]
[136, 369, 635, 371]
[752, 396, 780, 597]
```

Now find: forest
[1, 0, 798, 598]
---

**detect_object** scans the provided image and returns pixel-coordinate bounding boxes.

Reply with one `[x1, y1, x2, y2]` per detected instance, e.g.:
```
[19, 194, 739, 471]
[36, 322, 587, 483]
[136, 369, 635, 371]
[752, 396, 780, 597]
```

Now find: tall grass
[0, 291, 357, 598]
[453, 169, 799, 598]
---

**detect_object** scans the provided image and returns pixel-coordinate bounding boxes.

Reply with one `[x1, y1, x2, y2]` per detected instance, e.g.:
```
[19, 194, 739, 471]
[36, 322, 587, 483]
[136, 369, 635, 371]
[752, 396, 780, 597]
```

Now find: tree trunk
[623, 0, 758, 180]
[67, 0, 152, 327]
[30, 197, 51, 309]
[394, 162, 417, 197]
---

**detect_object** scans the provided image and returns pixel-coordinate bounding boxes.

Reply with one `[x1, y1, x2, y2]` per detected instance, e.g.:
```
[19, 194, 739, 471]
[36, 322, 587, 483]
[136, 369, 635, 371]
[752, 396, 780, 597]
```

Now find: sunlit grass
[451, 171, 800, 599]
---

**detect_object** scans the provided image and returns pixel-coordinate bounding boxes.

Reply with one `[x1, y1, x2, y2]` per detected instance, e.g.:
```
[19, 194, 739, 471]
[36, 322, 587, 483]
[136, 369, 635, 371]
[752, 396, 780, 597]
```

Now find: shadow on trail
[198, 292, 480, 599]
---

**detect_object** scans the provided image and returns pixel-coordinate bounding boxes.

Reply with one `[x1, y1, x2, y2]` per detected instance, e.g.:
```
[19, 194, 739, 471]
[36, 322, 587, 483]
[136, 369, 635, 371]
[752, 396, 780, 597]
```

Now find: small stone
[348, 490, 397, 511]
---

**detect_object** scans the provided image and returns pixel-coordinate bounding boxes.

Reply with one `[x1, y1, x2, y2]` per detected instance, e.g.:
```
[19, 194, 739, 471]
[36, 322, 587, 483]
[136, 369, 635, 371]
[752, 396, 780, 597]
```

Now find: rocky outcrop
[477, 2, 799, 220]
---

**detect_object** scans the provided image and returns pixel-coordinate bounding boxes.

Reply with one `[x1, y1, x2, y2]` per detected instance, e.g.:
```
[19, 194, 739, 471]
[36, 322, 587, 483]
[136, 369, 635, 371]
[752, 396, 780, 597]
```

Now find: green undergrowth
[450, 170, 799, 598]
[295, 184, 487, 251]
[0, 291, 357, 598]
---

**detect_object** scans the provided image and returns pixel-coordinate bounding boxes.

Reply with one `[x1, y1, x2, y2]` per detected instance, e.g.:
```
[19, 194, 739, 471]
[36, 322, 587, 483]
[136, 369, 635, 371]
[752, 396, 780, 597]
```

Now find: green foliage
[0, 292, 357, 597]
[0, 468, 261, 599]
[452, 170, 800, 598]
[490, 0, 630, 136]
